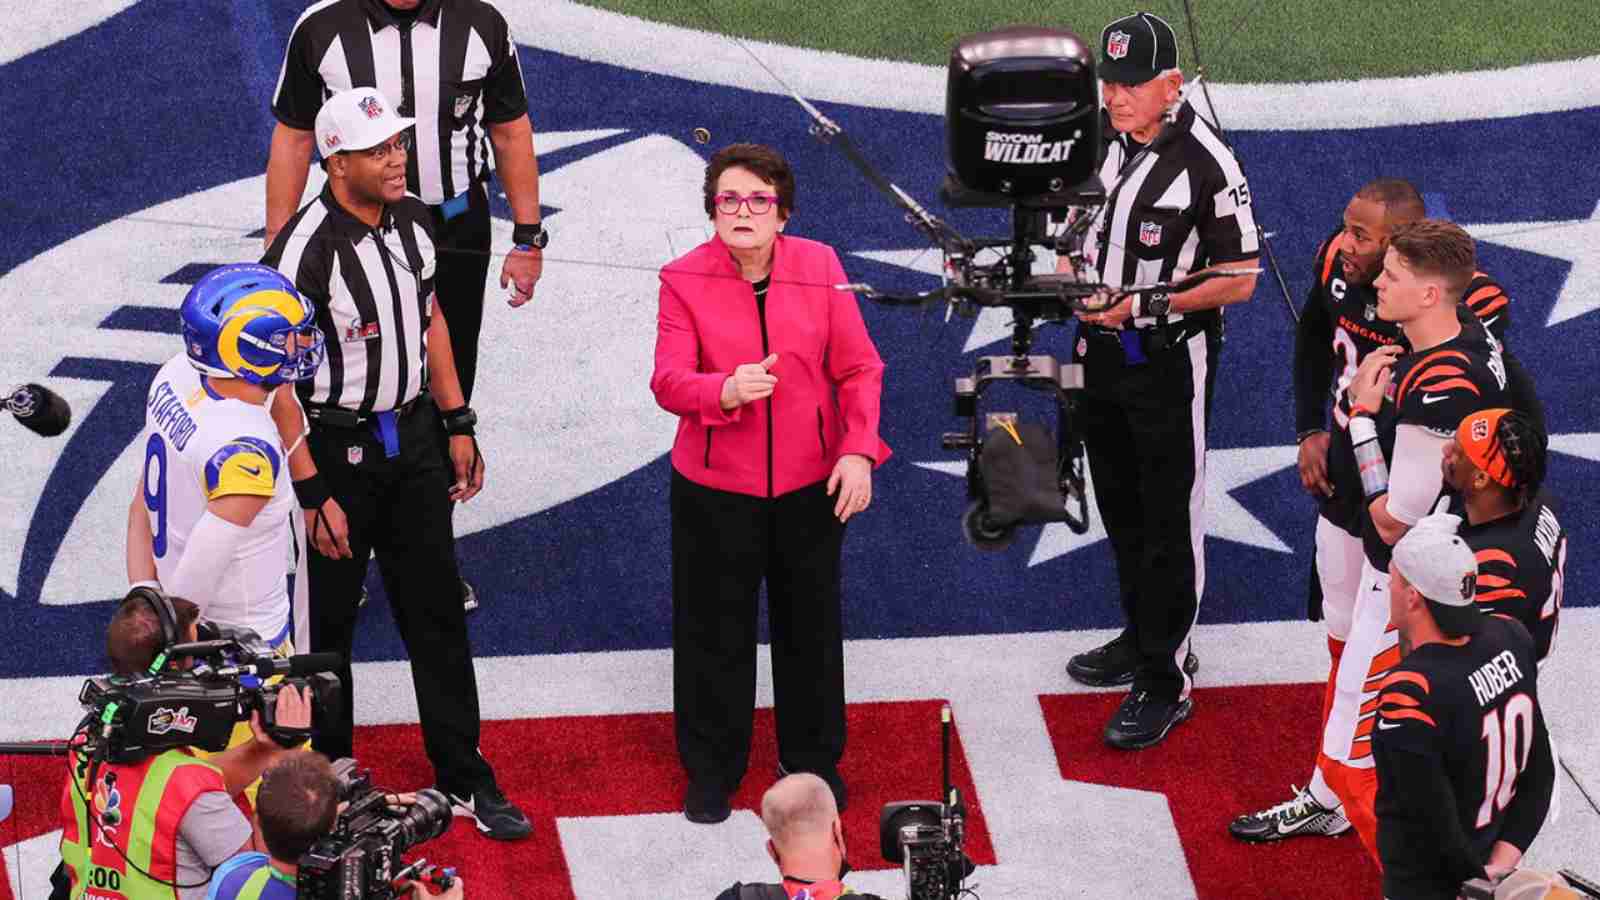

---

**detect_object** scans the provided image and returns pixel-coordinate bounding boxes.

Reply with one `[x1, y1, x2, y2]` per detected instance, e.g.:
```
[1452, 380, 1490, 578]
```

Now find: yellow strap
[998, 420, 1022, 446]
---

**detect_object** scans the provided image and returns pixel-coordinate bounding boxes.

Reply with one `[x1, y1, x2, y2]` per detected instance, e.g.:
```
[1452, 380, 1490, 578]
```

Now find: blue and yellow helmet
[180, 264, 325, 387]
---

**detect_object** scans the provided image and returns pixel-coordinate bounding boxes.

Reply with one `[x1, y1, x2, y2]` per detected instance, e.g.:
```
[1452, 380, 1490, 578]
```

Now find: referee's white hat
[314, 87, 414, 157]
[1391, 512, 1482, 636]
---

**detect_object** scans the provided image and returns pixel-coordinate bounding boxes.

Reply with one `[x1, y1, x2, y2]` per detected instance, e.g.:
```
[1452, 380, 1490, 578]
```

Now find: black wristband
[292, 475, 332, 510]
[440, 405, 477, 436]
[511, 222, 547, 248]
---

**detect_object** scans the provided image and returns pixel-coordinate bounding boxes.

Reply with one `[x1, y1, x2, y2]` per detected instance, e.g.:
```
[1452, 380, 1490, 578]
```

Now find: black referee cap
[1100, 12, 1180, 85]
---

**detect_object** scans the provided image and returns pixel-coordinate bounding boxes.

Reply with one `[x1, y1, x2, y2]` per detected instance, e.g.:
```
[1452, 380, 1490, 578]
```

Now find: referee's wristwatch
[1136, 291, 1171, 318]
[440, 405, 477, 437]
[512, 222, 548, 251]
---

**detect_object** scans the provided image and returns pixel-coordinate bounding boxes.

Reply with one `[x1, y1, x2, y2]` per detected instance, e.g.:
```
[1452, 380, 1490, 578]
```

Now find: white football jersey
[138, 354, 294, 645]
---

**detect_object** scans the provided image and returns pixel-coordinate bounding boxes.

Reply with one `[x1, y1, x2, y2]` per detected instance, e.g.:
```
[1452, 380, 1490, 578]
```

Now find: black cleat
[1229, 784, 1352, 842]
[1104, 691, 1193, 750]
[1067, 636, 1199, 687]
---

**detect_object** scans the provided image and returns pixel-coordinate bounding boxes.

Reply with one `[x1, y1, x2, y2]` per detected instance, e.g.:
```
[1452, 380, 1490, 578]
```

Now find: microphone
[6, 383, 72, 437]
[246, 652, 344, 678]
[0, 784, 12, 823]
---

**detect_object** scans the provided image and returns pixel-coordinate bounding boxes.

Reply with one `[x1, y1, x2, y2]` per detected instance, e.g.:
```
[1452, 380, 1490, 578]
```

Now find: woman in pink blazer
[651, 143, 891, 825]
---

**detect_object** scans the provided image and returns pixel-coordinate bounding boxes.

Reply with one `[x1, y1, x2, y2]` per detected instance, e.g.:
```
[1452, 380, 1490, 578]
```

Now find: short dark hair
[106, 593, 200, 675]
[257, 753, 339, 862]
[1355, 178, 1426, 226]
[702, 143, 795, 220]
[1389, 219, 1476, 298]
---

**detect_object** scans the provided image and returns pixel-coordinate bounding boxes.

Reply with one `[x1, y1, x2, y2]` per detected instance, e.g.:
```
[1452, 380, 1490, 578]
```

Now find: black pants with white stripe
[431, 183, 492, 404]
[304, 396, 494, 796]
[670, 470, 847, 794]
[1074, 325, 1219, 701]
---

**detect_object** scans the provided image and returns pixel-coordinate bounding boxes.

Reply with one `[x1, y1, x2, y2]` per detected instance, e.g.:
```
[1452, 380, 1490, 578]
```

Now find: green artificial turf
[574, 0, 1599, 83]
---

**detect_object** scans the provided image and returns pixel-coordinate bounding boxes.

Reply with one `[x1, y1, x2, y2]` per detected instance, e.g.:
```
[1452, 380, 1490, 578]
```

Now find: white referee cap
[1391, 512, 1481, 635]
[314, 87, 414, 157]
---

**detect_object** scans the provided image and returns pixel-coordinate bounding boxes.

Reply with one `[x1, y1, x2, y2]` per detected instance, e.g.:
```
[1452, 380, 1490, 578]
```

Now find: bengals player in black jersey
[1375, 513, 1554, 899]
[1232, 182, 1536, 845]
[1305, 219, 1526, 861]
[1442, 409, 1567, 662]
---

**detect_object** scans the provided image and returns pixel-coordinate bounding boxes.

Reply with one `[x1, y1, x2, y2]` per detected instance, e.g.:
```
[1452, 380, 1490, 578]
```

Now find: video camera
[815, 27, 1255, 550]
[298, 758, 457, 900]
[879, 705, 977, 900]
[74, 623, 341, 763]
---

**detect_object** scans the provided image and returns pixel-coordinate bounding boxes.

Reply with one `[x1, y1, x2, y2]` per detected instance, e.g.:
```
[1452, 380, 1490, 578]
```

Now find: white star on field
[914, 442, 1302, 567]
[1464, 198, 1600, 327]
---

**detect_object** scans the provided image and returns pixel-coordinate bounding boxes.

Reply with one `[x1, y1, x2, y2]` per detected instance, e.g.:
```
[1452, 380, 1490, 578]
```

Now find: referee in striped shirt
[264, 87, 530, 840]
[265, 0, 544, 403]
[1061, 12, 1261, 749]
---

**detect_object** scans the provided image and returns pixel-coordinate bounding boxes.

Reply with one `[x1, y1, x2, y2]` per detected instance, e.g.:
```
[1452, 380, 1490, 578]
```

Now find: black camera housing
[297, 760, 456, 900]
[945, 26, 1101, 204]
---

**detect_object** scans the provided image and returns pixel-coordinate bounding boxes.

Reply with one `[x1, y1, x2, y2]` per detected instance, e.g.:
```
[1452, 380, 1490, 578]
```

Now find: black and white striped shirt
[273, 0, 528, 205]
[1090, 102, 1259, 330]
[262, 186, 438, 414]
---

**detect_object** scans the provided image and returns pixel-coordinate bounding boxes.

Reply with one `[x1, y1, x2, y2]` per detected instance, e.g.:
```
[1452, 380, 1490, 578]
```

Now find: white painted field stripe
[0, 0, 136, 65]
[519, 1, 1600, 129]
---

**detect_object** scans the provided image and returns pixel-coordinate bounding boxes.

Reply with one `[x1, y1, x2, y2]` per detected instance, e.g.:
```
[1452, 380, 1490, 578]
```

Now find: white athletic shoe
[1228, 784, 1352, 842]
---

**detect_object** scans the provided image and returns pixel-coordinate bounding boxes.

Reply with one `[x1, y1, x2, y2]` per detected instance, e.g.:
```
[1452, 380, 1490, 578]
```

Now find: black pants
[431, 183, 492, 404]
[670, 471, 847, 794]
[1074, 325, 1220, 700]
[305, 396, 492, 796]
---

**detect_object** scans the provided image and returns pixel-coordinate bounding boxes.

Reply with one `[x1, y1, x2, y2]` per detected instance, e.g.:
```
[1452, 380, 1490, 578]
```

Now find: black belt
[305, 393, 428, 429]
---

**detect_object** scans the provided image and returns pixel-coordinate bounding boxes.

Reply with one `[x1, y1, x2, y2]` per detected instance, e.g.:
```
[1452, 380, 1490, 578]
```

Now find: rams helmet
[180, 264, 325, 386]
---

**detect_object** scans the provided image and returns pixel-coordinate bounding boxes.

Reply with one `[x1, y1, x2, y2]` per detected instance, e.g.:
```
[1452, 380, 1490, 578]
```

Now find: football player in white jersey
[126, 263, 324, 650]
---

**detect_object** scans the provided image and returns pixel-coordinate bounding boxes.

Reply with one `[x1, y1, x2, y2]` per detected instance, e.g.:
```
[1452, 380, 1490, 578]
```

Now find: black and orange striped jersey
[1296, 229, 1517, 536]
[1373, 614, 1553, 900]
[1453, 492, 1568, 662]
[1352, 327, 1512, 566]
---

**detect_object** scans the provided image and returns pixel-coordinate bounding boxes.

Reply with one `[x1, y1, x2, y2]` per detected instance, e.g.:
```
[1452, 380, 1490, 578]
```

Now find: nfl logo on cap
[1106, 30, 1131, 60]
[358, 95, 384, 119]
[1139, 220, 1163, 246]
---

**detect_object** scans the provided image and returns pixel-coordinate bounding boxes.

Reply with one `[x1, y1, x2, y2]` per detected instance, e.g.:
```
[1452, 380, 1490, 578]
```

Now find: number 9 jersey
[138, 354, 294, 645]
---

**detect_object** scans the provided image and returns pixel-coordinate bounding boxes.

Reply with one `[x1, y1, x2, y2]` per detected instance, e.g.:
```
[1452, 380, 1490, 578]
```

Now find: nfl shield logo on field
[348, 445, 363, 465]
[1139, 220, 1162, 246]
[1107, 30, 1131, 60]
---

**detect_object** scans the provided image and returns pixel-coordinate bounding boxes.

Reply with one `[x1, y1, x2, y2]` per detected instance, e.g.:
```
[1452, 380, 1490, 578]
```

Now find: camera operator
[208, 754, 465, 900]
[717, 773, 884, 900]
[1060, 11, 1260, 749]
[53, 589, 312, 900]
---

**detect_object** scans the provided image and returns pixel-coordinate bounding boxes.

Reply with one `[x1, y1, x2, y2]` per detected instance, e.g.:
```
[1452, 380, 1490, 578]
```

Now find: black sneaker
[1067, 637, 1199, 687]
[776, 762, 848, 812]
[462, 578, 479, 614]
[1104, 691, 1193, 750]
[684, 780, 731, 824]
[1228, 784, 1352, 842]
[447, 784, 532, 840]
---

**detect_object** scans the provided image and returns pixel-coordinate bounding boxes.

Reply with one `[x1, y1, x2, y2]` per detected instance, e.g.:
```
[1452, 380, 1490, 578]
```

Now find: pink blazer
[651, 234, 891, 498]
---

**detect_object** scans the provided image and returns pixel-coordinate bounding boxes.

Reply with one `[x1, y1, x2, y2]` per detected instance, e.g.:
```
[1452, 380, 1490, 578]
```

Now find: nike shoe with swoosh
[1228, 783, 1351, 842]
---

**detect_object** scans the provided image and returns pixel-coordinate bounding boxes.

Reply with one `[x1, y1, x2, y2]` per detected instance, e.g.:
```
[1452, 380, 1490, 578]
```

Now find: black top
[1374, 614, 1554, 900]
[1091, 102, 1260, 333]
[1449, 490, 1568, 662]
[1295, 229, 1528, 536]
[261, 186, 437, 414]
[273, 0, 529, 204]
[1354, 325, 1514, 569]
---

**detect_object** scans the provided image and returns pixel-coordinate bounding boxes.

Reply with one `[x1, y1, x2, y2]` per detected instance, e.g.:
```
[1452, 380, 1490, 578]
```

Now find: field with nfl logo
[2, 2, 1597, 897]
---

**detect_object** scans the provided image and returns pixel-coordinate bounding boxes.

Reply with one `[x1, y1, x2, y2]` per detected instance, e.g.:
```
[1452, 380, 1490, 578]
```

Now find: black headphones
[125, 585, 180, 652]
